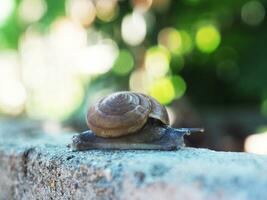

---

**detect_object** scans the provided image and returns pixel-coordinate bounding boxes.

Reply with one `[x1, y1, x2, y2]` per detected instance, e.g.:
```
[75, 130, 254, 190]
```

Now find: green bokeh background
[1, 0, 267, 151]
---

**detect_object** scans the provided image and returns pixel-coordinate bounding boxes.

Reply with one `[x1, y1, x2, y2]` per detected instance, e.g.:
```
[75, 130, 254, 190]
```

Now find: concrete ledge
[1, 120, 267, 200]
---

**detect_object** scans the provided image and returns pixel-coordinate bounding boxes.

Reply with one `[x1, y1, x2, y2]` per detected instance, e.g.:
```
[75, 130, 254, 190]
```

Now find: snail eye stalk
[175, 128, 204, 135]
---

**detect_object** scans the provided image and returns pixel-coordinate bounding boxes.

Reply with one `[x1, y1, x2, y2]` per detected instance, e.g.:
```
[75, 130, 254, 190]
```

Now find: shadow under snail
[70, 91, 204, 151]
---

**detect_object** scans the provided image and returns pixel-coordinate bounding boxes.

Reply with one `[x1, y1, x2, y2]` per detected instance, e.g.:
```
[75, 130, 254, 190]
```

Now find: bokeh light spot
[0, 0, 15, 26]
[18, 0, 47, 24]
[149, 77, 176, 105]
[145, 46, 170, 78]
[0, 51, 25, 115]
[95, 0, 118, 22]
[171, 75, 186, 99]
[180, 30, 193, 54]
[50, 17, 87, 52]
[26, 78, 84, 120]
[66, 0, 96, 26]
[77, 40, 119, 75]
[158, 28, 182, 54]
[241, 0, 265, 26]
[245, 132, 267, 155]
[121, 12, 147, 46]
[112, 50, 134, 75]
[159, 29, 192, 55]
[131, 0, 153, 12]
[196, 25, 221, 53]
[129, 68, 153, 94]
[0, 80, 27, 115]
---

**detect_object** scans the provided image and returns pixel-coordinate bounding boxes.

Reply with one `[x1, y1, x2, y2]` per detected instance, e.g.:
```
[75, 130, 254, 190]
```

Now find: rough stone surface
[1, 120, 267, 200]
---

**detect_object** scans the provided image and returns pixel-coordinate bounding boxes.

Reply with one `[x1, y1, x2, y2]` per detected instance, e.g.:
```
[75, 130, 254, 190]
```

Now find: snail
[70, 91, 204, 151]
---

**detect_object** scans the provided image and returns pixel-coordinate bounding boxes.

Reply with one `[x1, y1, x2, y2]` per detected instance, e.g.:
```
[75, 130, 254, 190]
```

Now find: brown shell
[87, 91, 169, 138]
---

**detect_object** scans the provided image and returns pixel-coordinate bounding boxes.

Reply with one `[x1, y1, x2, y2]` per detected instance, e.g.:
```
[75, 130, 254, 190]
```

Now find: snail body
[70, 91, 203, 151]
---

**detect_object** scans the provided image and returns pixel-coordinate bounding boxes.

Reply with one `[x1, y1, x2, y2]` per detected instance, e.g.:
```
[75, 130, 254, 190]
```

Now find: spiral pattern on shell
[87, 91, 169, 138]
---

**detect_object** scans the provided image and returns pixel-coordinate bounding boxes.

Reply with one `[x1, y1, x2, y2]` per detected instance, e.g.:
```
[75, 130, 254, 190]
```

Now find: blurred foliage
[0, 0, 267, 123]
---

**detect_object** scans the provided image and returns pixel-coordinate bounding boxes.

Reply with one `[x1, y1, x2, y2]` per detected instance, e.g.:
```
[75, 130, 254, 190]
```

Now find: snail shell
[87, 91, 169, 138]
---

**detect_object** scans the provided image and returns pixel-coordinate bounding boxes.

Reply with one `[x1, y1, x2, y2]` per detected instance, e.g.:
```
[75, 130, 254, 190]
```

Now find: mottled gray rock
[1, 120, 267, 200]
